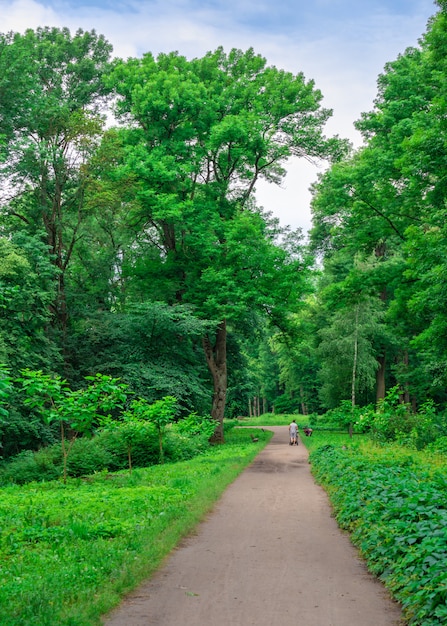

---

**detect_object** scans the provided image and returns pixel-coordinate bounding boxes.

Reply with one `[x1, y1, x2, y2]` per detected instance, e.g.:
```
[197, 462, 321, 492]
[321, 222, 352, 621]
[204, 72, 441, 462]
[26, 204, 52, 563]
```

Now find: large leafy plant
[17, 370, 128, 482]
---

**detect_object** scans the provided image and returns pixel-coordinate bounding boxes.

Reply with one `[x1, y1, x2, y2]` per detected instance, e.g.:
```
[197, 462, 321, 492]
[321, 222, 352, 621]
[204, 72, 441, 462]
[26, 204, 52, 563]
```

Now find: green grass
[227, 413, 298, 427]
[0, 427, 272, 626]
[299, 430, 367, 452]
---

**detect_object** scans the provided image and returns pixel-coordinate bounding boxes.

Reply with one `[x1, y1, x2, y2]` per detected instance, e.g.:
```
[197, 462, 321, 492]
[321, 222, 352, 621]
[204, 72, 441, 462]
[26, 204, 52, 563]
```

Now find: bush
[370, 393, 441, 449]
[65, 437, 116, 477]
[0, 408, 58, 459]
[309, 441, 447, 625]
[0, 414, 218, 484]
[0, 446, 62, 485]
[0, 429, 162, 484]
[426, 436, 447, 456]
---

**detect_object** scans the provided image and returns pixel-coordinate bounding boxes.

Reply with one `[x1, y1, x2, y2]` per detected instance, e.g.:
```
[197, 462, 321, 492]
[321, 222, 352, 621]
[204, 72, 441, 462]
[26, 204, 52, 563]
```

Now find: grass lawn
[0, 427, 272, 626]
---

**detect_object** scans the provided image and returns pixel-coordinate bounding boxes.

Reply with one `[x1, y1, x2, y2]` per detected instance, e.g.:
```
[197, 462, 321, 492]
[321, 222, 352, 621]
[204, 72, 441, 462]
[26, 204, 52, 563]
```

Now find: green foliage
[18, 370, 128, 433]
[315, 389, 445, 449]
[426, 436, 447, 456]
[0, 236, 58, 373]
[0, 448, 63, 485]
[0, 402, 218, 485]
[107, 45, 343, 435]
[2, 7, 447, 459]
[320, 400, 374, 433]
[0, 428, 269, 625]
[0, 27, 113, 345]
[308, 6, 447, 414]
[272, 393, 297, 414]
[317, 294, 383, 409]
[369, 387, 436, 448]
[0, 407, 57, 459]
[309, 438, 447, 625]
[227, 413, 292, 427]
[100, 395, 178, 473]
[125, 396, 177, 464]
[0, 365, 11, 421]
[173, 412, 216, 440]
[16, 370, 128, 482]
[66, 303, 213, 414]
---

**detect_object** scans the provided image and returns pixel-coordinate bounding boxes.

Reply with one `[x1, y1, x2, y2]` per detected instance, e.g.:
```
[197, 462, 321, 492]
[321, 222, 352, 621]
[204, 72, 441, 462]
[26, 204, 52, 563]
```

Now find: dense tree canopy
[1, 2, 447, 456]
[104, 46, 345, 440]
[310, 1, 447, 411]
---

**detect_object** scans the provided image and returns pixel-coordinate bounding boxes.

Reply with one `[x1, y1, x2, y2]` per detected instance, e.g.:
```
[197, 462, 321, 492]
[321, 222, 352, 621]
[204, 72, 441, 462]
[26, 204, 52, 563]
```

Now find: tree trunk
[300, 385, 308, 415]
[376, 352, 386, 403]
[350, 306, 359, 438]
[402, 350, 410, 404]
[351, 307, 359, 410]
[202, 320, 227, 443]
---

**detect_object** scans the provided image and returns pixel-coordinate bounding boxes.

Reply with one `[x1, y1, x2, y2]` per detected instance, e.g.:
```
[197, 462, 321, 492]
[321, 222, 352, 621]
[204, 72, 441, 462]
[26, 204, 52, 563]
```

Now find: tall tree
[0, 27, 113, 350]
[317, 295, 383, 409]
[311, 2, 447, 408]
[108, 47, 346, 440]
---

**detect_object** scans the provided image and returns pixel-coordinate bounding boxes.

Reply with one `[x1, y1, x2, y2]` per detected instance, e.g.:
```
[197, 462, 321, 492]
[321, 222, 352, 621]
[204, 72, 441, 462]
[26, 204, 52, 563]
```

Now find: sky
[0, 0, 439, 233]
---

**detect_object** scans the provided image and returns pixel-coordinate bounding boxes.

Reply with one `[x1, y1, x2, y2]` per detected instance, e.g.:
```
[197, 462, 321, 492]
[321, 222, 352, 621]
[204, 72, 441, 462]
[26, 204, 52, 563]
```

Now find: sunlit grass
[0, 427, 272, 626]
[226, 413, 295, 427]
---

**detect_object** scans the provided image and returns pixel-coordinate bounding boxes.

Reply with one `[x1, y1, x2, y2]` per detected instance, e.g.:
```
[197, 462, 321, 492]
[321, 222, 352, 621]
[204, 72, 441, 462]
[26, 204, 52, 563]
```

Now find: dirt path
[103, 426, 403, 626]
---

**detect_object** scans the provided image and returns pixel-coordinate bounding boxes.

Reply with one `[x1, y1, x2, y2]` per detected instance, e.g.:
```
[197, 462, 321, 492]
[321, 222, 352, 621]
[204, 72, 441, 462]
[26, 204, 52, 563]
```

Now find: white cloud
[0, 0, 61, 30]
[0, 0, 437, 232]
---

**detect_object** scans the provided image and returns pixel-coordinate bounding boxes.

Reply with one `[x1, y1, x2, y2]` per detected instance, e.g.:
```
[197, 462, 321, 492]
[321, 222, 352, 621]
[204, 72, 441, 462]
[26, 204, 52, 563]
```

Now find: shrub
[0, 447, 62, 485]
[0, 407, 58, 459]
[0, 414, 218, 485]
[309, 440, 447, 625]
[65, 437, 115, 477]
[370, 393, 441, 449]
[426, 436, 447, 456]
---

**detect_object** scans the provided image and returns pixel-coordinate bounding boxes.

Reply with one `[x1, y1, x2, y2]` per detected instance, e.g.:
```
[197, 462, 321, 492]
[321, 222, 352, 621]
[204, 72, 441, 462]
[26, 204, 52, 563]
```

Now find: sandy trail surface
[103, 426, 403, 626]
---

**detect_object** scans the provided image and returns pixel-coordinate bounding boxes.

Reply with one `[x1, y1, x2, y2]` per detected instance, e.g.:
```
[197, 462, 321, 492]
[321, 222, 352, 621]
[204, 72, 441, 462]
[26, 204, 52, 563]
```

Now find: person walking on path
[289, 418, 298, 445]
[103, 426, 402, 626]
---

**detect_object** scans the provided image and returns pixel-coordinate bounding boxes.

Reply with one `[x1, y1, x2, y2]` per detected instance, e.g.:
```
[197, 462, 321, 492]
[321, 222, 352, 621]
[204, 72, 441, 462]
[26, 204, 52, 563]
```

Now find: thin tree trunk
[350, 306, 359, 438]
[127, 444, 132, 474]
[300, 385, 308, 415]
[376, 352, 386, 403]
[403, 350, 410, 404]
[202, 320, 227, 443]
[61, 421, 67, 484]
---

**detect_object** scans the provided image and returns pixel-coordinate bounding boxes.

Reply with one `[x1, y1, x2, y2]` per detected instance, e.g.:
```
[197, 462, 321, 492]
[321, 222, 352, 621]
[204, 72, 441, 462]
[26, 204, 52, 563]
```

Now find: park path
[103, 426, 404, 626]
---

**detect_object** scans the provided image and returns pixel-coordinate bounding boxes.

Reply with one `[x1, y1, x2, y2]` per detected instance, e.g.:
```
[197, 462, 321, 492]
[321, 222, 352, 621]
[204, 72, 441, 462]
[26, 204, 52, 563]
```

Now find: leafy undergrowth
[306, 437, 447, 626]
[0, 427, 272, 626]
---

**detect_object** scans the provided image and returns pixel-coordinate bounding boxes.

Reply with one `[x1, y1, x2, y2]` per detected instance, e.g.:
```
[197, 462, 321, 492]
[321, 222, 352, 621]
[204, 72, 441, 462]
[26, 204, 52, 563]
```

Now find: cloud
[0, 0, 61, 30]
[0, 0, 437, 231]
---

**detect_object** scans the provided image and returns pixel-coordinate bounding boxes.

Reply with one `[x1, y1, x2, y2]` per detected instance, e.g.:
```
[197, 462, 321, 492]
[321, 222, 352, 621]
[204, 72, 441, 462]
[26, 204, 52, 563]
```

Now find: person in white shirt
[289, 419, 298, 445]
